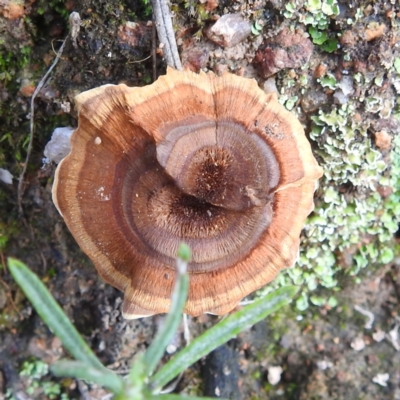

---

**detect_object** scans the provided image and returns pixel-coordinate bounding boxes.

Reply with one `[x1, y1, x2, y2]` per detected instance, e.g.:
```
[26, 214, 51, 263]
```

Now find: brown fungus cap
[53, 68, 323, 319]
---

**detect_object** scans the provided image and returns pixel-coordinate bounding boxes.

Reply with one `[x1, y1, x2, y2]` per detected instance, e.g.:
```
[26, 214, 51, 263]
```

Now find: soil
[0, 0, 399, 399]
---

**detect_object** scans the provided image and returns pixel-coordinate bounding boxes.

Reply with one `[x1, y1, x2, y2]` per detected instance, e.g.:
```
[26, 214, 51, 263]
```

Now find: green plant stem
[143, 257, 189, 377]
[51, 360, 124, 394]
[150, 286, 298, 391]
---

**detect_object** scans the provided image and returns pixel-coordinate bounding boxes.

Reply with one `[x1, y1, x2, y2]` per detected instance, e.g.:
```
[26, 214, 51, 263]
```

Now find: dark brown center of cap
[113, 117, 280, 273]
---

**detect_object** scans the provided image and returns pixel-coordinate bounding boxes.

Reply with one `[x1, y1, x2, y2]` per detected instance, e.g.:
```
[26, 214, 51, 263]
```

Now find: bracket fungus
[53, 68, 323, 318]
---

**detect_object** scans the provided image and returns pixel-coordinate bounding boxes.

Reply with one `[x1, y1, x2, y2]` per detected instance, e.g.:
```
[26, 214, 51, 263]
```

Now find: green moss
[252, 370, 261, 379]
[257, 104, 399, 310]
[284, 0, 339, 30]
[318, 74, 338, 89]
[301, 106, 397, 275]
[5, 359, 69, 400]
[139, 0, 152, 17]
[36, 0, 69, 20]
[309, 26, 338, 53]
[284, 0, 340, 56]
[0, 221, 18, 254]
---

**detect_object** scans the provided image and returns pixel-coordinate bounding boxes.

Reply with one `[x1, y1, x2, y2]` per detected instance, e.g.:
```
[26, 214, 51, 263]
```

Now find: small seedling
[8, 251, 297, 399]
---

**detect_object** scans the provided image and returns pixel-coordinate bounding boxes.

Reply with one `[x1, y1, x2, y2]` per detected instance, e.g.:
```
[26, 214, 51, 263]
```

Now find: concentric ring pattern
[53, 68, 323, 318]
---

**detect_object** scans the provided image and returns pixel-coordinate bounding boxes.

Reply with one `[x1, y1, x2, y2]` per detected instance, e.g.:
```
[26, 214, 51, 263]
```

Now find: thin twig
[17, 11, 81, 215]
[152, 17, 157, 81]
[150, 0, 182, 70]
[17, 35, 69, 215]
[354, 305, 374, 329]
[386, 322, 400, 351]
[77, 380, 91, 400]
[51, 39, 68, 59]
[127, 54, 152, 64]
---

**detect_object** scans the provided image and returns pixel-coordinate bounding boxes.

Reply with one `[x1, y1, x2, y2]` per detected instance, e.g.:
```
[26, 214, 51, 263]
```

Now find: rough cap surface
[53, 68, 323, 318]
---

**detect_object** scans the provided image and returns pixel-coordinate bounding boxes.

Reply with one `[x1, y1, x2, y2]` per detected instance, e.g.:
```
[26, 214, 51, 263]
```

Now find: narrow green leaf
[177, 243, 191, 262]
[51, 360, 124, 394]
[150, 286, 298, 391]
[128, 353, 146, 388]
[8, 258, 104, 370]
[143, 253, 189, 377]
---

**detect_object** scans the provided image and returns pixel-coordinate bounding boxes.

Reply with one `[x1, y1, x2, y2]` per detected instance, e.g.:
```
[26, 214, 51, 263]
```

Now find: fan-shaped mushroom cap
[53, 68, 323, 318]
